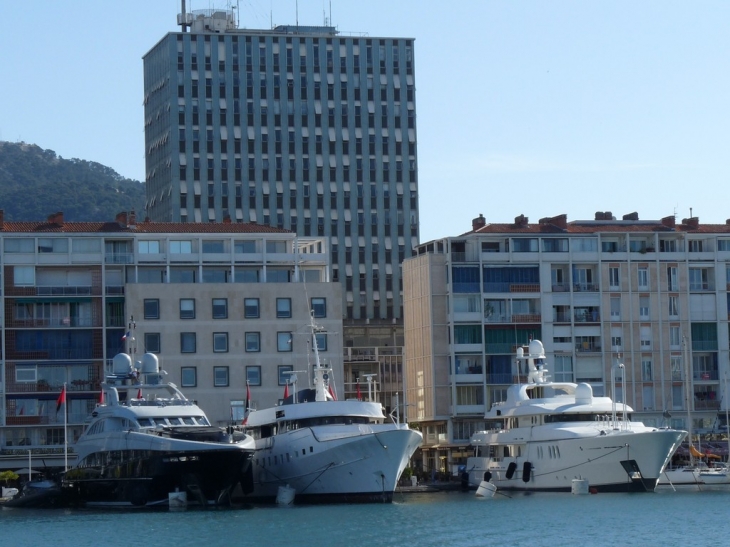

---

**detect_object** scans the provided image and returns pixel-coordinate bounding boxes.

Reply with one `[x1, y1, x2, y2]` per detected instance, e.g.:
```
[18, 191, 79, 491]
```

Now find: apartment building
[403, 212, 730, 475]
[0, 211, 339, 470]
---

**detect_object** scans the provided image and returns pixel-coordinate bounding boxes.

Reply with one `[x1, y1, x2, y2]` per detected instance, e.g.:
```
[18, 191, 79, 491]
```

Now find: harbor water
[2, 488, 729, 547]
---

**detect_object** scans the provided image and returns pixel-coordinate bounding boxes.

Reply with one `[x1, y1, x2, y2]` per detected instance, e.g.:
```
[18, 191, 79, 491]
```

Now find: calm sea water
[2, 487, 729, 547]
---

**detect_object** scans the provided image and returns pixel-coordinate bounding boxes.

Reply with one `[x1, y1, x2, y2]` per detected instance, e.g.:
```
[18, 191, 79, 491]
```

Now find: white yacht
[243, 314, 422, 503]
[62, 352, 256, 508]
[466, 340, 687, 493]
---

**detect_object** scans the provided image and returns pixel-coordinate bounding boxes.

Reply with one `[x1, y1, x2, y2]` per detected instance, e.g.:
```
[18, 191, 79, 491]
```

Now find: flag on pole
[328, 383, 337, 401]
[356, 382, 361, 401]
[283, 382, 289, 400]
[242, 381, 251, 425]
[122, 330, 131, 341]
[56, 385, 66, 414]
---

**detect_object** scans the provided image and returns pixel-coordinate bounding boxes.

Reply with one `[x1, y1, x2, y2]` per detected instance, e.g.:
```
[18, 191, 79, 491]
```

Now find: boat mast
[683, 336, 694, 466]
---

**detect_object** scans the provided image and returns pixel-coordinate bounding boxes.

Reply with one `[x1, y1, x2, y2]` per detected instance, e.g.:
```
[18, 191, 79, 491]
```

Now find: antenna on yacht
[363, 374, 377, 402]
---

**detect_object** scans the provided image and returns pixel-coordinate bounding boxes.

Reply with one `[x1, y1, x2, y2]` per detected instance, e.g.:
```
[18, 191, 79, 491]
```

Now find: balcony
[573, 283, 599, 292]
[105, 253, 134, 264]
[552, 283, 571, 292]
[692, 341, 718, 351]
[486, 373, 513, 384]
[694, 370, 718, 381]
[575, 343, 602, 353]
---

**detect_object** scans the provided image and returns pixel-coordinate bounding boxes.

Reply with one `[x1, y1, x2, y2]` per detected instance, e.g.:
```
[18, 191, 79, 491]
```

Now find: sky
[1, 1, 728, 242]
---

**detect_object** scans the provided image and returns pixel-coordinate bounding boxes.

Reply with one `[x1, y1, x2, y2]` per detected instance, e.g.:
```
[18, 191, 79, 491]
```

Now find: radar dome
[528, 340, 545, 356]
[575, 383, 593, 404]
[141, 353, 159, 374]
[112, 353, 133, 375]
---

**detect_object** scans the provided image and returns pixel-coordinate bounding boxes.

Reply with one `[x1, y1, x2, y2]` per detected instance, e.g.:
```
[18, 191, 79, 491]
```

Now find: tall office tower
[143, 9, 419, 328]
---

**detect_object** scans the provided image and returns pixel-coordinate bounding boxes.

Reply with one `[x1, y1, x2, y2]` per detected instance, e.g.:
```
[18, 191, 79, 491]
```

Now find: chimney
[129, 210, 137, 227]
[622, 212, 639, 221]
[682, 217, 699, 230]
[661, 215, 675, 229]
[223, 215, 232, 224]
[472, 213, 486, 231]
[47, 212, 64, 226]
[0, 209, 4, 230]
[115, 212, 128, 227]
[514, 214, 529, 227]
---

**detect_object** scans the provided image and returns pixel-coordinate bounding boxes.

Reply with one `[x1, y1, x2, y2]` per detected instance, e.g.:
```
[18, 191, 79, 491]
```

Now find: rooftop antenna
[690, 207, 693, 218]
[296, 0, 299, 27]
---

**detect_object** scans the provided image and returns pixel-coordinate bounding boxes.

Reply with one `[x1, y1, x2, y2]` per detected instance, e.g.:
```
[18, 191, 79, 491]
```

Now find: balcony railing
[575, 343, 602, 353]
[574, 312, 600, 323]
[554, 312, 571, 323]
[694, 370, 718, 381]
[573, 283, 599, 292]
[105, 253, 134, 264]
[692, 341, 718, 351]
[36, 286, 93, 296]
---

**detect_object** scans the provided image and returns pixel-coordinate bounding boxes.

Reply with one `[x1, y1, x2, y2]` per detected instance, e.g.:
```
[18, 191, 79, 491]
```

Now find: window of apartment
[139, 240, 160, 254]
[144, 299, 160, 320]
[542, 238, 568, 252]
[144, 333, 161, 353]
[214, 366, 229, 387]
[688, 240, 703, 252]
[181, 367, 197, 387]
[213, 332, 229, 353]
[244, 298, 260, 318]
[512, 238, 538, 252]
[552, 355, 573, 382]
[235, 240, 257, 253]
[665, 326, 680, 350]
[202, 240, 225, 253]
[5, 238, 34, 253]
[170, 240, 193, 254]
[266, 240, 287, 253]
[667, 266, 678, 291]
[608, 267, 620, 289]
[668, 296, 679, 317]
[718, 239, 730, 251]
[640, 326, 652, 349]
[639, 296, 650, 319]
[610, 297, 621, 319]
[637, 267, 649, 290]
[570, 238, 597, 252]
[72, 239, 101, 253]
[311, 297, 326, 318]
[37, 238, 68, 253]
[245, 332, 261, 352]
[689, 268, 711, 291]
[180, 332, 196, 353]
[246, 366, 261, 386]
[276, 298, 292, 318]
[314, 333, 327, 351]
[642, 359, 653, 381]
[278, 365, 293, 385]
[277, 332, 293, 352]
[671, 356, 683, 381]
[212, 298, 228, 319]
[14, 266, 35, 286]
[180, 299, 195, 319]
[611, 336, 622, 350]
[15, 365, 37, 383]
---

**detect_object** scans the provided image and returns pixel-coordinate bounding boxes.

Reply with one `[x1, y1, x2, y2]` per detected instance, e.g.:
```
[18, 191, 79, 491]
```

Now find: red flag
[356, 382, 361, 401]
[137, 388, 142, 400]
[242, 381, 251, 425]
[283, 382, 289, 400]
[56, 385, 66, 413]
[328, 383, 337, 401]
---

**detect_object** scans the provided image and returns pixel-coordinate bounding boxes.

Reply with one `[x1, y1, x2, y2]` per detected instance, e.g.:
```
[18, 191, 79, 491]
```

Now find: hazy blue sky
[1, 1, 728, 242]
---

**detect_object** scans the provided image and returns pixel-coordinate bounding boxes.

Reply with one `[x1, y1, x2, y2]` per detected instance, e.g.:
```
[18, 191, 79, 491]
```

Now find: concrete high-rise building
[143, 8, 419, 414]
[404, 211, 730, 477]
[143, 9, 418, 322]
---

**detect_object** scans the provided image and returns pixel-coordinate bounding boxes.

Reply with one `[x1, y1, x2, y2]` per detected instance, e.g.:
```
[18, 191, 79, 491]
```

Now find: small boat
[62, 349, 256, 508]
[1, 480, 63, 508]
[242, 312, 423, 504]
[466, 340, 687, 493]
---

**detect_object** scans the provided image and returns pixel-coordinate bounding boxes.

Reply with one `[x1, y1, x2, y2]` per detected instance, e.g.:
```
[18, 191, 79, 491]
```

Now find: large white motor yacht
[243, 314, 422, 503]
[467, 340, 686, 492]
